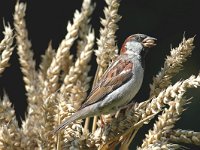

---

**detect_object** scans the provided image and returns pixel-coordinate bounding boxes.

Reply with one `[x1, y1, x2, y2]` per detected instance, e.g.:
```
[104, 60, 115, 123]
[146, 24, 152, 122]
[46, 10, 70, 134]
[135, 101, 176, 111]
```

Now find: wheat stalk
[166, 129, 200, 146]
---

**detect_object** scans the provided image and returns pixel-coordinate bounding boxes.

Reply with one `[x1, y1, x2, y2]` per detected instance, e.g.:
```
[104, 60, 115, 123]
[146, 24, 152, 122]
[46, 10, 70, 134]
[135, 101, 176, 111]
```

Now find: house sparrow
[53, 34, 156, 133]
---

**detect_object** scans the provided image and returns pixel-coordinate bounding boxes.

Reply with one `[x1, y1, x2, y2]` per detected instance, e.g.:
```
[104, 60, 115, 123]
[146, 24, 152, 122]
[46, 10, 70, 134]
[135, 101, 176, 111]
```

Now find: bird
[53, 34, 156, 133]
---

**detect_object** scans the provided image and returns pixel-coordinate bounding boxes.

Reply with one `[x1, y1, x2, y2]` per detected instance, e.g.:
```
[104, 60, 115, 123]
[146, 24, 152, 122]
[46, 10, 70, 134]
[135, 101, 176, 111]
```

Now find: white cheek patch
[126, 41, 143, 55]
[125, 49, 134, 55]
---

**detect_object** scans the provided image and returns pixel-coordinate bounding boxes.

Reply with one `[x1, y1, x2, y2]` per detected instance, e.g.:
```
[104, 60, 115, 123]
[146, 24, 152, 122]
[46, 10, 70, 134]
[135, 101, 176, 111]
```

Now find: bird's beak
[142, 36, 157, 48]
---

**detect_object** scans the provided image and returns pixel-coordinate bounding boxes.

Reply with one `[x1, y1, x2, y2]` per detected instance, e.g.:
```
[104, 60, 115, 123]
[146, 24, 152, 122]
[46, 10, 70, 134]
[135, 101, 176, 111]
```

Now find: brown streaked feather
[80, 57, 133, 109]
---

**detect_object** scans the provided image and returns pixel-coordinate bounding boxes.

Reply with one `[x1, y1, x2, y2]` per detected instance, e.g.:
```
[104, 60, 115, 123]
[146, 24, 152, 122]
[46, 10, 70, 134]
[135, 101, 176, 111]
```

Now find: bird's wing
[80, 57, 133, 109]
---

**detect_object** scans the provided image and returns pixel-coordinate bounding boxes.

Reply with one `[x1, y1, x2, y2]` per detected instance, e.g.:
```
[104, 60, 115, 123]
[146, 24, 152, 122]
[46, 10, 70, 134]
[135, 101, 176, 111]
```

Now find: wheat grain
[0, 24, 14, 74]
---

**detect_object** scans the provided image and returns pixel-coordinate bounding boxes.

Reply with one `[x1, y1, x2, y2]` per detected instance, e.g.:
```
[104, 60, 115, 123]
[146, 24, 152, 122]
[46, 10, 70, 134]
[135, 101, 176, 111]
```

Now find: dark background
[0, 0, 200, 149]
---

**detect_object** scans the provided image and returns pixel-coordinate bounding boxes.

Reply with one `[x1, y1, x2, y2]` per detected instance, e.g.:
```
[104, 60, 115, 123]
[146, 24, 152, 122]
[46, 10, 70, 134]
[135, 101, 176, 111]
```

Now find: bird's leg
[100, 115, 105, 127]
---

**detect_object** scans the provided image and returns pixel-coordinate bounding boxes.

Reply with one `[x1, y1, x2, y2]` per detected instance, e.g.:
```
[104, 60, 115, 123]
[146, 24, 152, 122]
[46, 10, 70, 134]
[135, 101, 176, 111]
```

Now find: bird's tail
[52, 107, 90, 134]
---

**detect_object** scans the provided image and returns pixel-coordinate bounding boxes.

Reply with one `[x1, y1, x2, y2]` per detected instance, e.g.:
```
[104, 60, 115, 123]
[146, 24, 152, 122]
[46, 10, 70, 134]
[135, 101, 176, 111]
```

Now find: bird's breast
[99, 62, 144, 112]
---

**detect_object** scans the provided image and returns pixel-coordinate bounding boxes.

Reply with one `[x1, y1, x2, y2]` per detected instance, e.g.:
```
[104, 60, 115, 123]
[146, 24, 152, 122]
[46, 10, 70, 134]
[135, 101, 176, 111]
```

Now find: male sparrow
[53, 34, 156, 133]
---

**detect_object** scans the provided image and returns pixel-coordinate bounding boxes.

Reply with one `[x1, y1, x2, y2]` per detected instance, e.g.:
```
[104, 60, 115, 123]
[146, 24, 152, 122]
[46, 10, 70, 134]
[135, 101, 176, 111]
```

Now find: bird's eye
[133, 36, 140, 41]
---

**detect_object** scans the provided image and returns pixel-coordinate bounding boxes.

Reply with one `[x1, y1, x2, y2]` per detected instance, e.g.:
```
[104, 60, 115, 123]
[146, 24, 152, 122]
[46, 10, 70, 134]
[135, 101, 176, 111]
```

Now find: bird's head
[120, 34, 157, 58]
